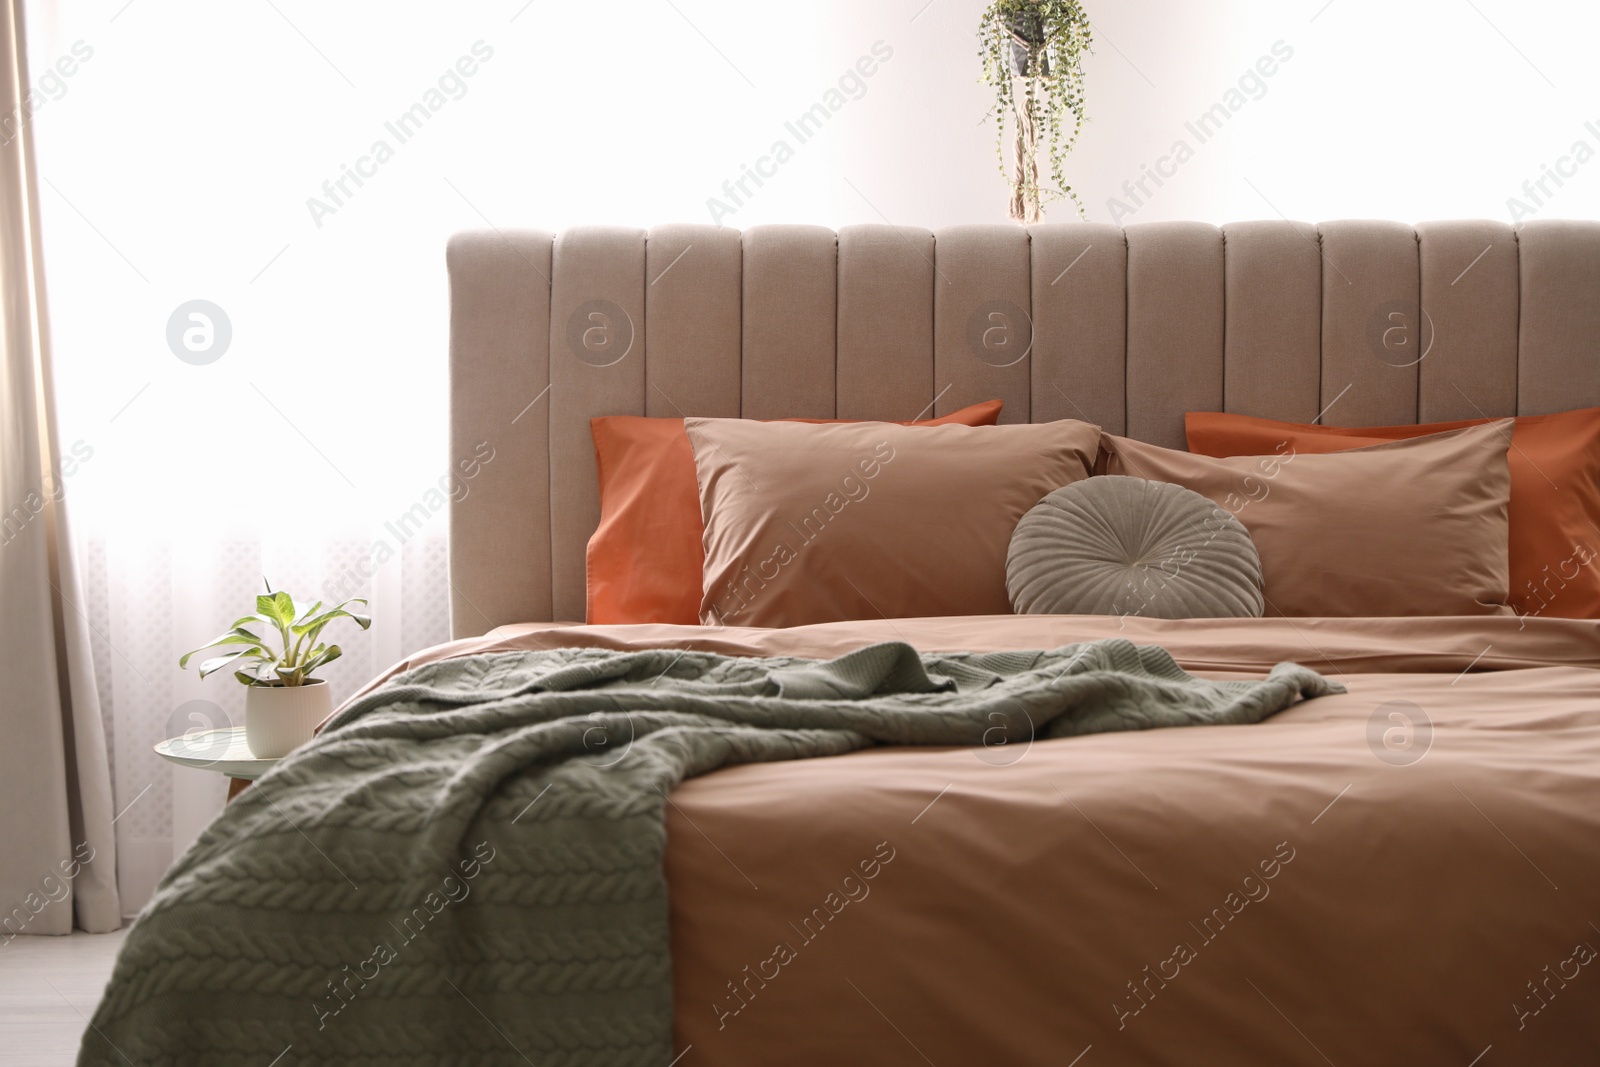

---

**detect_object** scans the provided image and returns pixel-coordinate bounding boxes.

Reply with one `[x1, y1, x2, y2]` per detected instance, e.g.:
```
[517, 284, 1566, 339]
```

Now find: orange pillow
[1186, 409, 1600, 620]
[588, 400, 1003, 624]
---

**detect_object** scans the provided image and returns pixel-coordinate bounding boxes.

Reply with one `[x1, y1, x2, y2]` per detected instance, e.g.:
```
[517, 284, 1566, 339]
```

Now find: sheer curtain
[24, 0, 1598, 915]
[21, 0, 856, 915]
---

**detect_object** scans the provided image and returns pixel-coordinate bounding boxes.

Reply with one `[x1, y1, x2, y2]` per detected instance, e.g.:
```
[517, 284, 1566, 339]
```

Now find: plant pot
[1007, 12, 1049, 77]
[245, 679, 333, 759]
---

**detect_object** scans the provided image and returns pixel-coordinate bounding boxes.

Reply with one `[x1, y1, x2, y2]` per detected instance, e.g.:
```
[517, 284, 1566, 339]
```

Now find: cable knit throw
[79, 640, 1340, 1066]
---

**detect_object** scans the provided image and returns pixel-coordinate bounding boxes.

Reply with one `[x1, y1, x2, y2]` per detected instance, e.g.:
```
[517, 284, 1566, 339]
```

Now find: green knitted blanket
[80, 639, 1339, 1066]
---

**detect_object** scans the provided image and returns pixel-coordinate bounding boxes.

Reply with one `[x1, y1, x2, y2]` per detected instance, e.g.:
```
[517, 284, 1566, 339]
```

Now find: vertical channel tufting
[1030, 223, 1127, 434]
[1220, 221, 1321, 422]
[1517, 219, 1600, 415]
[644, 224, 741, 419]
[548, 226, 646, 622]
[446, 230, 553, 637]
[447, 219, 1600, 630]
[1125, 222, 1224, 448]
[1417, 220, 1519, 421]
[741, 225, 837, 419]
[837, 224, 935, 421]
[932, 225, 1032, 423]
[1317, 221, 1420, 426]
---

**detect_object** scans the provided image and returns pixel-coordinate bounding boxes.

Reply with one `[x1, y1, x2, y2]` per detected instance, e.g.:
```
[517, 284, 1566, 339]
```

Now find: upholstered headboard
[445, 220, 1600, 637]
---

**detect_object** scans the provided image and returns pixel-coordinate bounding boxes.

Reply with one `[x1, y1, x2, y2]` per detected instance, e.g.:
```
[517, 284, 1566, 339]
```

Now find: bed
[82, 220, 1600, 1066]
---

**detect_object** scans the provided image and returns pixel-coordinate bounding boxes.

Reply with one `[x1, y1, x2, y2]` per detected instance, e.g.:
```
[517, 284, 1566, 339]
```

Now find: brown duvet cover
[347, 615, 1600, 1065]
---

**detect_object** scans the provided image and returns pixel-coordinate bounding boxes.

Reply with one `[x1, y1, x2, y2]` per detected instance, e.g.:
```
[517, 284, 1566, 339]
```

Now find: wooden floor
[0, 927, 127, 1066]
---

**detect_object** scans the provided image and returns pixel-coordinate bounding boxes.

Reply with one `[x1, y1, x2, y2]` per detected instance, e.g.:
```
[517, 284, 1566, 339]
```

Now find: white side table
[154, 727, 279, 802]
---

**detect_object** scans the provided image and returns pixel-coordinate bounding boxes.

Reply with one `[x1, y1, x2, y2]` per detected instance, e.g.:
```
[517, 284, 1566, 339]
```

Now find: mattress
[346, 614, 1600, 1065]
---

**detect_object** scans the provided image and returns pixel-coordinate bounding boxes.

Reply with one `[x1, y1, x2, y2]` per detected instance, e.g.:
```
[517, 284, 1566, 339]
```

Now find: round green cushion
[1006, 476, 1264, 619]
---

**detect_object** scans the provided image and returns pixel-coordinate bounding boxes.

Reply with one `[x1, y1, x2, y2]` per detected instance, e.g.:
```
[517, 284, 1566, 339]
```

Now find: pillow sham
[587, 400, 1002, 625]
[1103, 422, 1515, 618]
[1007, 476, 1265, 619]
[1185, 408, 1600, 620]
[686, 418, 1102, 627]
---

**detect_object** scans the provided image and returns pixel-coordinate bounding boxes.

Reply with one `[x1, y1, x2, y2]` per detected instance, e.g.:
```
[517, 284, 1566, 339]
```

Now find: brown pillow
[685, 418, 1102, 626]
[1185, 408, 1600, 620]
[1102, 422, 1515, 617]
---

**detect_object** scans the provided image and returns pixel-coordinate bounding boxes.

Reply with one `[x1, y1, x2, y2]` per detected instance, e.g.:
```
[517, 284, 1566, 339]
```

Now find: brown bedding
[342, 615, 1600, 1065]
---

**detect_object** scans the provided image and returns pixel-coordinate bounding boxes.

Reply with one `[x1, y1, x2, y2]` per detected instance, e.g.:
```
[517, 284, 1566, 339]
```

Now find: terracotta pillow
[586, 401, 1002, 625]
[686, 418, 1101, 626]
[1186, 408, 1600, 620]
[1104, 422, 1515, 618]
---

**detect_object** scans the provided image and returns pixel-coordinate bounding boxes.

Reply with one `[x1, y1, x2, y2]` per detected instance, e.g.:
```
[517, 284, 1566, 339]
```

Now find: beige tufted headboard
[445, 219, 1600, 637]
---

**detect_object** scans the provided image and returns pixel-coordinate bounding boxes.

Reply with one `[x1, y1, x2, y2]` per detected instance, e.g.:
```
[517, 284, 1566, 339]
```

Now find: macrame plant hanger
[1006, 15, 1048, 223]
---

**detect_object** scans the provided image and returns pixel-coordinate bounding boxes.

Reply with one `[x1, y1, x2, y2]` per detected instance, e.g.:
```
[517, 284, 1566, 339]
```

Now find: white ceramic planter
[244, 679, 333, 759]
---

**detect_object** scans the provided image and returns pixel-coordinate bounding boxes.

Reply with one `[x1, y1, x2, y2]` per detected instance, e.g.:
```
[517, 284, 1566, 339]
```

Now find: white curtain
[1, 0, 118, 937]
[23, 0, 1599, 916]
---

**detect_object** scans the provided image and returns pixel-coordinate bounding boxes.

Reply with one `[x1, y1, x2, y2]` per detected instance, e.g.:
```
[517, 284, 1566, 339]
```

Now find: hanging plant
[978, 0, 1092, 222]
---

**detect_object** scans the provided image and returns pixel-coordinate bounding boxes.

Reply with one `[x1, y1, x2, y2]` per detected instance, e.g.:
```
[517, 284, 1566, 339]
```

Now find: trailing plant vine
[978, 0, 1092, 222]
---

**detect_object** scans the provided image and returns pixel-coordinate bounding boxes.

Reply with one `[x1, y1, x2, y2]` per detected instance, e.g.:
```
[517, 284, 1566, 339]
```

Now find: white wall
[814, 0, 1600, 228]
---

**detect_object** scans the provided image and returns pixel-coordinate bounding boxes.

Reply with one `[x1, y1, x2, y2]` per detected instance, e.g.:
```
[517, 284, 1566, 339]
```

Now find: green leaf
[299, 644, 342, 675]
[292, 607, 371, 638]
[210, 633, 265, 651]
[181, 633, 264, 668]
[293, 599, 325, 626]
[256, 591, 296, 627]
[273, 662, 309, 686]
[234, 670, 259, 686]
[208, 639, 266, 658]
[197, 649, 267, 679]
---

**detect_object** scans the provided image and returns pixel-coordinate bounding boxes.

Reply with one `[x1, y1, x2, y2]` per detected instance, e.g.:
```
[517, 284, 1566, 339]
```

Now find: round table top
[153, 727, 278, 780]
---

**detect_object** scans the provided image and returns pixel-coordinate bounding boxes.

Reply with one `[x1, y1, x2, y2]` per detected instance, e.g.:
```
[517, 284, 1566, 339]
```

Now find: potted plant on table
[180, 582, 371, 759]
[978, 0, 1093, 222]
